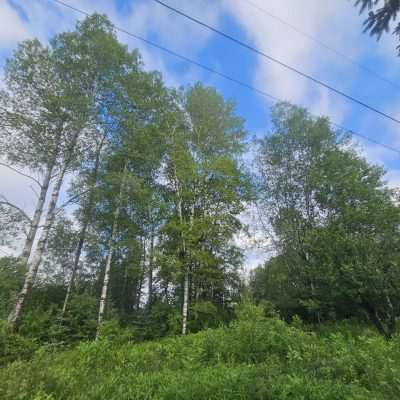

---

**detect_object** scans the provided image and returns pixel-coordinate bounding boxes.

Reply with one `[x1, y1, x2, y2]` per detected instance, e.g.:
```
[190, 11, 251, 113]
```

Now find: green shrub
[190, 301, 220, 332]
[0, 320, 38, 365]
[0, 316, 399, 399]
[62, 294, 98, 341]
[97, 319, 135, 344]
[0, 257, 25, 319]
[19, 306, 66, 343]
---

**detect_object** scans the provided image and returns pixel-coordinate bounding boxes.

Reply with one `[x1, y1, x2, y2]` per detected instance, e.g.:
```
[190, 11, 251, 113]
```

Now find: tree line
[0, 14, 250, 340]
[0, 13, 399, 342]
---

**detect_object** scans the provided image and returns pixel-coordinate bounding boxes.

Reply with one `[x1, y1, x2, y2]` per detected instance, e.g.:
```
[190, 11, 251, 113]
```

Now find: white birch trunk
[20, 163, 55, 265]
[147, 230, 155, 306]
[61, 228, 86, 317]
[182, 204, 194, 335]
[62, 136, 105, 316]
[182, 268, 189, 335]
[96, 164, 127, 339]
[20, 128, 63, 264]
[175, 170, 190, 335]
[8, 164, 67, 330]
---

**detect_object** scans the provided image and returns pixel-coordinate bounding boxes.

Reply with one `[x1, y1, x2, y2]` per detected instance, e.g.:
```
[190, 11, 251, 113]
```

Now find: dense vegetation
[0, 9, 399, 399]
[1, 306, 400, 399]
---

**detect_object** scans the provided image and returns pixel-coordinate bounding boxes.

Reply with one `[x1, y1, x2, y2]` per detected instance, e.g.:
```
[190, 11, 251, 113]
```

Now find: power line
[45, 0, 400, 155]
[234, 0, 400, 91]
[152, 0, 400, 126]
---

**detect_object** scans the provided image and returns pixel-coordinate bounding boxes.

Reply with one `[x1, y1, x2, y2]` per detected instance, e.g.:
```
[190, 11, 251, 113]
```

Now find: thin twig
[0, 195, 32, 224]
[29, 185, 40, 200]
[0, 161, 42, 187]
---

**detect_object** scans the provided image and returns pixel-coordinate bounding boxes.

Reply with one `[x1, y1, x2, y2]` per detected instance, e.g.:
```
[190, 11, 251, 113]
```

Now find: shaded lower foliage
[1, 306, 399, 399]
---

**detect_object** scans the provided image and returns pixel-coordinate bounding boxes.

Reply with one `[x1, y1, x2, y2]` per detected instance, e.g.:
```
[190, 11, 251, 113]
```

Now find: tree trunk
[147, 231, 155, 306]
[61, 231, 86, 317]
[361, 300, 392, 339]
[61, 136, 105, 317]
[20, 162, 55, 265]
[176, 178, 189, 335]
[8, 164, 67, 330]
[182, 268, 190, 335]
[181, 204, 194, 335]
[96, 164, 127, 339]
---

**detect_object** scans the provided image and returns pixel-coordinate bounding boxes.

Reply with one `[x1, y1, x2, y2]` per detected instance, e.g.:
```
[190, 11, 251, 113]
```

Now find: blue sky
[1, 0, 400, 267]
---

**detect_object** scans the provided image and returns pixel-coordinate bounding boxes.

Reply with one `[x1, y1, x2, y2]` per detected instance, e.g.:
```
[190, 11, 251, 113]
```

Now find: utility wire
[46, 0, 400, 155]
[234, 0, 400, 91]
[152, 0, 400, 126]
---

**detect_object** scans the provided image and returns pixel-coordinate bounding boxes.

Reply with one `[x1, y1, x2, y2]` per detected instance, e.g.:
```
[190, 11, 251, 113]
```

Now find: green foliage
[354, 1, 400, 40]
[97, 319, 135, 344]
[189, 301, 220, 331]
[256, 103, 400, 336]
[0, 313, 399, 399]
[0, 257, 25, 318]
[133, 302, 181, 340]
[1, 14, 400, 399]
[19, 306, 65, 344]
[62, 294, 98, 341]
[0, 320, 38, 366]
[17, 294, 99, 344]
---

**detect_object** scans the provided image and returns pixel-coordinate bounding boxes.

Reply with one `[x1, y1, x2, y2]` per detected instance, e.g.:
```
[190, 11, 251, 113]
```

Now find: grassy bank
[1, 308, 399, 399]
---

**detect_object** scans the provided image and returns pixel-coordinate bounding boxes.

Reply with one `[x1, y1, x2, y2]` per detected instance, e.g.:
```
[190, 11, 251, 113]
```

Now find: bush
[0, 315, 399, 399]
[0, 257, 25, 319]
[97, 320, 135, 344]
[62, 294, 98, 341]
[189, 301, 220, 332]
[0, 320, 38, 365]
[19, 306, 66, 344]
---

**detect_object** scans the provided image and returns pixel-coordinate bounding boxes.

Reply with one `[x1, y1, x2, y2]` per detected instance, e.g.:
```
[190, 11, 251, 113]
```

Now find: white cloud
[122, 0, 222, 55]
[223, 0, 375, 123]
[0, 1, 29, 47]
[2, 0, 225, 90]
[385, 169, 400, 188]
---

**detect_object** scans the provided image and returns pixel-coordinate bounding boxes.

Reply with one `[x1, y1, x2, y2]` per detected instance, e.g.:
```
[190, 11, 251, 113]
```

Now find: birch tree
[0, 40, 66, 265]
[161, 84, 250, 334]
[96, 163, 128, 338]
[7, 14, 132, 330]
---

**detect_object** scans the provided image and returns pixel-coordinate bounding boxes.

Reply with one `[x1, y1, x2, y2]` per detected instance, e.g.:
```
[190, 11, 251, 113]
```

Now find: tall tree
[7, 14, 134, 330]
[161, 84, 250, 334]
[92, 61, 167, 334]
[256, 102, 400, 334]
[0, 39, 68, 265]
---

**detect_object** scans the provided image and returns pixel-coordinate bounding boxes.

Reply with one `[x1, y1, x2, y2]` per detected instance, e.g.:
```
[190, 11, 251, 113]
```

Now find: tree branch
[0, 161, 42, 187]
[0, 195, 32, 224]
[29, 185, 40, 200]
[55, 188, 92, 215]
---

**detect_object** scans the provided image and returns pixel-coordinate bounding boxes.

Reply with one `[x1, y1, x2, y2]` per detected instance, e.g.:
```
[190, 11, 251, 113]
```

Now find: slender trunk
[362, 300, 391, 338]
[181, 203, 194, 335]
[133, 238, 146, 311]
[164, 281, 169, 303]
[96, 217, 118, 338]
[136, 274, 144, 311]
[182, 268, 189, 335]
[8, 165, 67, 330]
[61, 136, 105, 316]
[147, 231, 155, 306]
[176, 174, 189, 335]
[61, 230, 86, 317]
[96, 164, 127, 339]
[118, 247, 128, 313]
[20, 163, 55, 264]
